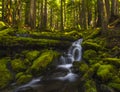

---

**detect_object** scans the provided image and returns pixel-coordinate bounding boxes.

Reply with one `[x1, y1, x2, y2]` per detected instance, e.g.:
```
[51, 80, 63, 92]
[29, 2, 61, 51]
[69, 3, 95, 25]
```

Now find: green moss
[11, 59, 26, 72]
[82, 41, 102, 51]
[108, 83, 120, 91]
[0, 21, 7, 31]
[86, 29, 101, 39]
[111, 76, 120, 83]
[16, 74, 32, 85]
[65, 30, 83, 39]
[97, 64, 114, 81]
[98, 51, 111, 58]
[30, 50, 60, 74]
[84, 80, 97, 92]
[79, 62, 89, 73]
[83, 49, 97, 63]
[0, 58, 13, 89]
[103, 58, 120, 67]
[82, 68, 94, 80]
[15, 72, 24, 79]
[91, 63, 101, 71]
[25, 50, 40, 61]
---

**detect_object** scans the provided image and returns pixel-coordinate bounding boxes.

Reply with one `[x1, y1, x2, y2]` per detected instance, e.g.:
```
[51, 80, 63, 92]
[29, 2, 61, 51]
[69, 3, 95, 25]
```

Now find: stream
[14, 39, 83, 92]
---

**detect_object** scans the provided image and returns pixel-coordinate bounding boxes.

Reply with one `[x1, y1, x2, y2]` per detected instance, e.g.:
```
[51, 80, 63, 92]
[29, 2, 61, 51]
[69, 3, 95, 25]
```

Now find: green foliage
[0, 58, 13, 89]
[97, 65, 114, 81]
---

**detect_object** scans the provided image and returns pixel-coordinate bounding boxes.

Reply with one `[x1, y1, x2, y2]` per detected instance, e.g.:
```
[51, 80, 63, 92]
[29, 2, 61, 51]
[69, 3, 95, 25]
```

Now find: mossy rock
[84, 80, 97, 92]
[30, 50, 60, 74]
[82, 68, 94, 80]
[91, 63, 101, 71]
[83, 49, 97, 63]
[24, 50, 40, 61]
[97, 64, 114, 82]
[103, 58, 120, 67]
[82, 41, 102, 51]
[79, 62, 89, 74]
[11, 59, 26, 72]
[108, 83, 120, 91]
[111, 76, 120, 83]
[16, 73, 32, 85]
[0, 58, 13, 89]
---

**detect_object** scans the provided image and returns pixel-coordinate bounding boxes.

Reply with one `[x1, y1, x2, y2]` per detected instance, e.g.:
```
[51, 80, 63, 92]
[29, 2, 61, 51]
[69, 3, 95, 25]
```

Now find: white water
[15, 38, 83, 92]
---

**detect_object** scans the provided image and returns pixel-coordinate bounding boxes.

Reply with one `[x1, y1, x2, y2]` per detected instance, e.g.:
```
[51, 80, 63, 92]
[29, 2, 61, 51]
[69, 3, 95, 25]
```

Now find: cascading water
[14, 38, 83, 92]
[60, 38, 83, 64]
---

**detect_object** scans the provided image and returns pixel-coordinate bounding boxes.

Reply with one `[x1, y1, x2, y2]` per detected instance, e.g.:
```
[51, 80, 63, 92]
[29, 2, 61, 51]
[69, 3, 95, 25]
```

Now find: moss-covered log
[0, 35, 72, 50]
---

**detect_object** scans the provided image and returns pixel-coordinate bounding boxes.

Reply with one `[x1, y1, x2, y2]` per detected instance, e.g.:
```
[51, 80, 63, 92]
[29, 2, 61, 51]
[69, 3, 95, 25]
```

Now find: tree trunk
[60, 0, 64, 31]
[100, 0, 108, 32]
[111, 0, 119, 17]
[28, 0, 36, 29]
[13, 0, 22, 28]
[5, 0, 12, 25]
[97, 0, 102, 27]
[50, 8, 53, 29]
[81, 0, 88, 29]
[2, 0, 5, 22]
[25, 0, 30, 26]
[105, 0, 111, 21]
[43, 0, 47, 30]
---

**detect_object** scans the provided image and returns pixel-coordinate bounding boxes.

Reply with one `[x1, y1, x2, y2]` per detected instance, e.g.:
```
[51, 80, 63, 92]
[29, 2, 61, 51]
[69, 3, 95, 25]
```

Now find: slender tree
[60, 0, 64, 31]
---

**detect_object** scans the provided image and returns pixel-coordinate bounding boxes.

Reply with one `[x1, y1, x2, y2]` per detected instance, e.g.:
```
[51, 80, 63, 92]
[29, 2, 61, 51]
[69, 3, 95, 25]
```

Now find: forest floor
[0, 21, 120, 92]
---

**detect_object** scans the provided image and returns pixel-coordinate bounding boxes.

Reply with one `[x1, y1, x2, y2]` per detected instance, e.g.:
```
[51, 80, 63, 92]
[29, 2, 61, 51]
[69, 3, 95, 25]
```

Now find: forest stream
[13, 39, 83, 92]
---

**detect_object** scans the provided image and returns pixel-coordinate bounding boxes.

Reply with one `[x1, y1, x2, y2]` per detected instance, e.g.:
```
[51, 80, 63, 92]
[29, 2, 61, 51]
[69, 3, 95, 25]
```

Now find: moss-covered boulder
[15, 72, 32, 85]
[25, 50, 40, 61]
[84, 80, 97, 92]
[83, 49, 98, 64]
[97, 64, 115, 82]
[11, 59, 26, 72]
[30, 50, 60, 74]
[0, 58, 13, 89]
[79, 62, 89, 74]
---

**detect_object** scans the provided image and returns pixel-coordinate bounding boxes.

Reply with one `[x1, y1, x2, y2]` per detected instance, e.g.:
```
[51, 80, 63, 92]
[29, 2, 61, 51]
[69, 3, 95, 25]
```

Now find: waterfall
[14, 38, 83, 92]
[59, 38, 83, 64]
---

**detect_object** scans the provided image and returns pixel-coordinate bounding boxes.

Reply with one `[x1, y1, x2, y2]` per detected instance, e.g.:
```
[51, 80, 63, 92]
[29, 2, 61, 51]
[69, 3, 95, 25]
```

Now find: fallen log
[0, 35, 71, 50]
